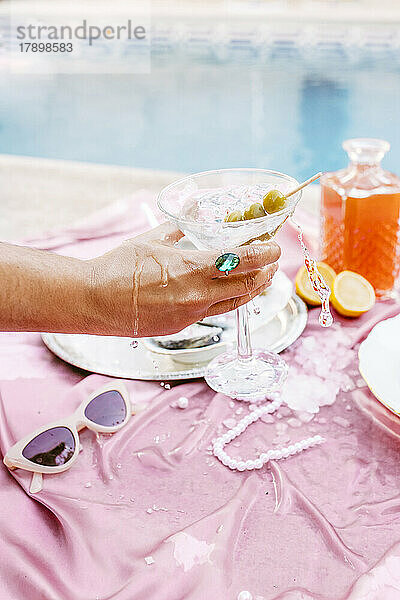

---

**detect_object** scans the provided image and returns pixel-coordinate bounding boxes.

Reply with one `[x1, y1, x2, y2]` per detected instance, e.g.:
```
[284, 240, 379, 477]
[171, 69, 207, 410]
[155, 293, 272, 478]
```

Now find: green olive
[243, 202, 267, 220]
[224, 210, 244, 222]
[262, 190, 287, 214]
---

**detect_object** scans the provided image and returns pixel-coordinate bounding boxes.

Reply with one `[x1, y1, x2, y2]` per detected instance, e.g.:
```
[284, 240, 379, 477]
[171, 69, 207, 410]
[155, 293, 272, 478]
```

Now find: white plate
[42, 295, 307, 381]
[358, 314, 400, 416]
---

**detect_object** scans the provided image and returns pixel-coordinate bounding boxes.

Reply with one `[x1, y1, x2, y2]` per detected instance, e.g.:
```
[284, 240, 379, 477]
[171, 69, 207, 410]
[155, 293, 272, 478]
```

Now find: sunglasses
[4, 382, 135, 494]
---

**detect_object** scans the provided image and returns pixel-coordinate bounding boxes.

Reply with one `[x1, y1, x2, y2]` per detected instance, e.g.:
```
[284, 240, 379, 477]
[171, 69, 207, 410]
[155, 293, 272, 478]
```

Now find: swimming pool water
[1, 45, 400, 181]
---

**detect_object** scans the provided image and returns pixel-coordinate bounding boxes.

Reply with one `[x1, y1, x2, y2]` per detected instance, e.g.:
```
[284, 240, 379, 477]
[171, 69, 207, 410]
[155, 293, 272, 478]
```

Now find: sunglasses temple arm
[30, 472, 43, 494]
[131, 402, 146, 415]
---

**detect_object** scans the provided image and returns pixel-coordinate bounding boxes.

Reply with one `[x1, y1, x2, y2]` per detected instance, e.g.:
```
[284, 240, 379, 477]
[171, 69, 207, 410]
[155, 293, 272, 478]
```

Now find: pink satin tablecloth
[0, 193, 400, 600]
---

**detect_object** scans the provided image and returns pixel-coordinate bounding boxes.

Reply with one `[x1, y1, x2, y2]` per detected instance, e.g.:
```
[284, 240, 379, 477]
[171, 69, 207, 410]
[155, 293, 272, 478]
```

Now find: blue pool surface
[1, 44, 400, 181]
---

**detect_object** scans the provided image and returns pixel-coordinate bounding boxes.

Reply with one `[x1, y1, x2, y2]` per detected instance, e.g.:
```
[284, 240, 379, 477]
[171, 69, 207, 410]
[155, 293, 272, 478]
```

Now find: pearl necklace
[212, 397, 324, 471]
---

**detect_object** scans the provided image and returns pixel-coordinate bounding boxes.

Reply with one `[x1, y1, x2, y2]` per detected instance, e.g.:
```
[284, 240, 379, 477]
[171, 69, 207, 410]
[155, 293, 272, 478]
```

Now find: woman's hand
[88, 223, 281, 337]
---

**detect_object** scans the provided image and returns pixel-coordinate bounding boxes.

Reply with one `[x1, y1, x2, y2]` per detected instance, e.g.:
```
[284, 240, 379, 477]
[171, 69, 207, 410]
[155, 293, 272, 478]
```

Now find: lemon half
[331, 270, 375, 317]
[295, 262, 336, 306]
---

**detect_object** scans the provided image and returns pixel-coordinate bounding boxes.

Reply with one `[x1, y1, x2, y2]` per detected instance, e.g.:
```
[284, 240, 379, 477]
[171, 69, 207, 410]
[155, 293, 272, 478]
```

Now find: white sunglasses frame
[4, 382, 133, 476]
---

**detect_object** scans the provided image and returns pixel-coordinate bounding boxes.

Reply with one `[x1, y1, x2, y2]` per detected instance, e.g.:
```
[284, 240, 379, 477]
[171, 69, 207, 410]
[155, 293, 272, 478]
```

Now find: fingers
[209, 262, 278, 304]
[229, 242, 281, 273]
[205, 280, 272, 317]
[199, 241, 281, 276]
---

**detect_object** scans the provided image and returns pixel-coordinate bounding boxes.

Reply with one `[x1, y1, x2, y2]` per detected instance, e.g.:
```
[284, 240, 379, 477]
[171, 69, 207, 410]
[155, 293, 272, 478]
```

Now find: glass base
[205, 349, 288, 401]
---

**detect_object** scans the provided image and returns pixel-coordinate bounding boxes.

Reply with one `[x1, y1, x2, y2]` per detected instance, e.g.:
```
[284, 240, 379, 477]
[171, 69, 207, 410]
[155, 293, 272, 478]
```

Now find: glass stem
[236, 304, 253, 361]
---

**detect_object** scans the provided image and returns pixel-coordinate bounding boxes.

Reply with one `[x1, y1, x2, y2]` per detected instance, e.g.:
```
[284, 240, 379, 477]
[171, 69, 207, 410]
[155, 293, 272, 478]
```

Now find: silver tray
[41, 295, 307, 381]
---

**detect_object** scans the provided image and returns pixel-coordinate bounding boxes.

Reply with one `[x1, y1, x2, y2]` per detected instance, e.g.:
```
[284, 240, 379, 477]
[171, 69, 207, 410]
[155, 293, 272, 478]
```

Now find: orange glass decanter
[321, 138, 400, 297]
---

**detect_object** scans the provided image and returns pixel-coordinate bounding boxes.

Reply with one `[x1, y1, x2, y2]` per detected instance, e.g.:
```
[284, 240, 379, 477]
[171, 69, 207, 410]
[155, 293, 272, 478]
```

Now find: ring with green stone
[215, 252, 240, 274]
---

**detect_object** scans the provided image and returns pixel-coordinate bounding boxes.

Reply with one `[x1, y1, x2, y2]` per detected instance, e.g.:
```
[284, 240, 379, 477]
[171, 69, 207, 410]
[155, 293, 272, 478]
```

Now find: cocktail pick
[285, 172, 322, 198]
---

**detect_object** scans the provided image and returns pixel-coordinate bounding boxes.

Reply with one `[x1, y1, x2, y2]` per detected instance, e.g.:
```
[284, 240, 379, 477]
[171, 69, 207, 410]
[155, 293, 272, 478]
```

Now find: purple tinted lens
[22, 426, 75, 467]
[84, 390, 127, 427]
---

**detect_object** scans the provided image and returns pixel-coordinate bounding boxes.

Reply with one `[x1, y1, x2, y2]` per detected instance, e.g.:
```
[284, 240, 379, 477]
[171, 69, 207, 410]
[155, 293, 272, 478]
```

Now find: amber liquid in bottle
[321, 139, 400, 297]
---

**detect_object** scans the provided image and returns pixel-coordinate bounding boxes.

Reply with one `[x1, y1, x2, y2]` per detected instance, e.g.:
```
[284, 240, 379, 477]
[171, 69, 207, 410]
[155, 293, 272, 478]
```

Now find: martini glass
[157, 168, 302, 400]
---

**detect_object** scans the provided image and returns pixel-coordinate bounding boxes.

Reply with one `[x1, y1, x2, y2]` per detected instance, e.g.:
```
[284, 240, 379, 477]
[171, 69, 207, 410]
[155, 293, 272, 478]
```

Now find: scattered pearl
[164, 383, 171, 390]
[144, 556, 155, 565]
[84, 482, 92, 488]
[177, 396, 189, 409]
[146, 508, 153, 514]
[238, 592, 253, 600]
